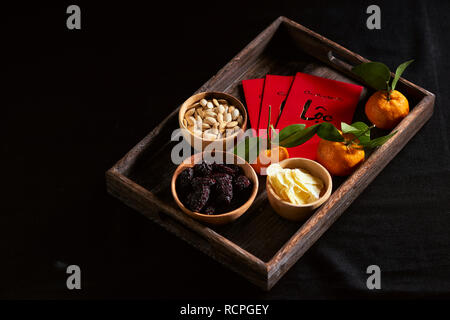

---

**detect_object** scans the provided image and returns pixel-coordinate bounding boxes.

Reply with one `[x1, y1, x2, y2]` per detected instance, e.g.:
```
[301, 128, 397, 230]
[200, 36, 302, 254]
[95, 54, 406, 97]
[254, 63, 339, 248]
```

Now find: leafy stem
[346, 124, 376, 146]
[351, 59, 414, 98]
[234, 121, 396, 162]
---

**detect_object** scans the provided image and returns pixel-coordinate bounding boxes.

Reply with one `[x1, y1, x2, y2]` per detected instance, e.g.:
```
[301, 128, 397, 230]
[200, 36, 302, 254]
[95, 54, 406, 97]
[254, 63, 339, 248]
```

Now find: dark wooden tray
[106, 16, 435, 290]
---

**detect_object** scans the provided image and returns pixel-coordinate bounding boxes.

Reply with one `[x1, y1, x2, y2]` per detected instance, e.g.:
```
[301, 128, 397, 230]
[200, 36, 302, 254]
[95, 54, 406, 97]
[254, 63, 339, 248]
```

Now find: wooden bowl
[178, 92, 248, 151]
[171, 151, 258, 225]
[266, 158, 332, 222]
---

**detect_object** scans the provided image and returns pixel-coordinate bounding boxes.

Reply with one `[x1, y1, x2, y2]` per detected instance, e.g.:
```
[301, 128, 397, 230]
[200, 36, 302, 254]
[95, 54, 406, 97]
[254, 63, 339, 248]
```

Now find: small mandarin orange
[251, 146, 289, 175]
[316, 132, 365, 176]
[365, 90, 409, 129]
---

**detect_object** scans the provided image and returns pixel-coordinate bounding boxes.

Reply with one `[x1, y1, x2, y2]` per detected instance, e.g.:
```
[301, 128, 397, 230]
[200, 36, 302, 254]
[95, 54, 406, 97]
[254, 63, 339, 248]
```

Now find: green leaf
[391, 59, 414, 91]
[352, 62, 391, 91]
[279, 124, 320, 148]
[316, 122, 344, 142]
[350, 121, 369, 132]
[341, 122, 371, 143]
[341, 122, 359, 134]
[234, 136, 260, 163]
[350, 122, 371, 144]
[275, 124, 306, 143]
[359, 131, 397, 149]
[352, 123, 370, 144]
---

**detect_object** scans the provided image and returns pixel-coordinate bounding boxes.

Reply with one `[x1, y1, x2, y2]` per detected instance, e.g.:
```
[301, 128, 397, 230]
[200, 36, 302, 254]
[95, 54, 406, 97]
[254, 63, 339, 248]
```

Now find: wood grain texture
[106, 16, 435, 291]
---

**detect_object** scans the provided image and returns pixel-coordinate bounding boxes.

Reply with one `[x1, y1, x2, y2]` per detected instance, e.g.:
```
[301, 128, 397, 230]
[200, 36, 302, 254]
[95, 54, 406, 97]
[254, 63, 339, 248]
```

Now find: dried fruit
[192, 177, 216, 189]
[213, 173, 233, 204]
[177, 167, 194, 190]
[203, 205, 216, 215]
[212, 163, 235, 176]
[234, 175, 251, 192]
[187, 185, 211, 212]
[193, 161, 212, 177]
[177, 162, 252, 215]
[227, 164, 242, 176]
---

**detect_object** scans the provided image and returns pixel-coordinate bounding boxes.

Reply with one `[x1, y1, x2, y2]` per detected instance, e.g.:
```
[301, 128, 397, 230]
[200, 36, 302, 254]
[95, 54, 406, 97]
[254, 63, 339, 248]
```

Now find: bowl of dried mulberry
[171, 151, 259, 225]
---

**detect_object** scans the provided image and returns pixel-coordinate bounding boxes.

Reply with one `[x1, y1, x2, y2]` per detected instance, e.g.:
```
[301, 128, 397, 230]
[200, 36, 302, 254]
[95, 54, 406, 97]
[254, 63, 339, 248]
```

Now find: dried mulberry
[212, 163, 235, 176]
[177, 160, 252, 215]
[187, 185, 210, 212]
[203, 205, 216, 215]
[230, 164, 243, 176]
[213, 173, 233, 204]
[234, 175, 251, 192]
[192, 177, 216, 189]
[193, 161, 212, 177]
[177, 167, 193, 190]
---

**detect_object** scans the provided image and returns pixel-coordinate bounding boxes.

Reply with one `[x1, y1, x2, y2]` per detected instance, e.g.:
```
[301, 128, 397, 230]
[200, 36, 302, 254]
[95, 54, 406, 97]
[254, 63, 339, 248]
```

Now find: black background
[3, 0, 450, 300]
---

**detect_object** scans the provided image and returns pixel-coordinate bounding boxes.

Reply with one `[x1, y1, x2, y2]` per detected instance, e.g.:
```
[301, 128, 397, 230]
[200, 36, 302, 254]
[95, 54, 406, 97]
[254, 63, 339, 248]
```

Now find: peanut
[232, 108, 240, 120]
[226, 121, 238, 128]
[196, 108, 204, 118]
[205, 110, 217, 117]
[204, 116, 217, 125]
[185, 108, 195, 118]
[237, 115, 243, 126]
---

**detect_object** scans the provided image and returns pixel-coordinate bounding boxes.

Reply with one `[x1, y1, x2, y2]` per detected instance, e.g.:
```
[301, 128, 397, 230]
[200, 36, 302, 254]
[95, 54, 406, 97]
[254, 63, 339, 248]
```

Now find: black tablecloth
[3, 0, 450, 299]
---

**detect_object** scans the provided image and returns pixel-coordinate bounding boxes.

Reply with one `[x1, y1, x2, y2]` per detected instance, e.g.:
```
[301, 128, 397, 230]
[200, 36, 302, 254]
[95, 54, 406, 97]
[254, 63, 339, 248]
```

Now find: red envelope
[242, 78, 265, 129]
[277, 72, 363, 160]
[259, 75, 294, 133]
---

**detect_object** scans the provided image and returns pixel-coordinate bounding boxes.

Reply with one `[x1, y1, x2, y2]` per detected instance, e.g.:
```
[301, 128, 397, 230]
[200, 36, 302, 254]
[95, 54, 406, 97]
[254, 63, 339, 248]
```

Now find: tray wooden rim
[106, 16, 435, 290]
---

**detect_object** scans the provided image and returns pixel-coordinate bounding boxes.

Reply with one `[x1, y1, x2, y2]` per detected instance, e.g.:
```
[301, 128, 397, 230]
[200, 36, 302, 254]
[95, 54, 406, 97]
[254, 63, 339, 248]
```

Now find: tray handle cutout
[327, 50, 355, 72]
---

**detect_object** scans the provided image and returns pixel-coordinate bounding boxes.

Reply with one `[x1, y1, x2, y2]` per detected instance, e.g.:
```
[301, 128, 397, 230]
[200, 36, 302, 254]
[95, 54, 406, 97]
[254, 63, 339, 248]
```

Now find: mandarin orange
[365, 90, 409, 129]
[251, 146, 289, 175]
[316, 133, 365, 176]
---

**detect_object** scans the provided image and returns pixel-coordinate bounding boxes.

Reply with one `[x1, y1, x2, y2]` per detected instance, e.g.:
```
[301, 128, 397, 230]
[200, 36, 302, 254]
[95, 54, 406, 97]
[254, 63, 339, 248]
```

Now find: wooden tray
[106, 16, 435, 290]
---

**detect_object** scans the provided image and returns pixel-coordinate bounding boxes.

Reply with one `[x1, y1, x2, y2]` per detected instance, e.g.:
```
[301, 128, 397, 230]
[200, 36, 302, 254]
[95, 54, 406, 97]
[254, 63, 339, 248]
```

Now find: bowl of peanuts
[178, 92, 248, 151]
